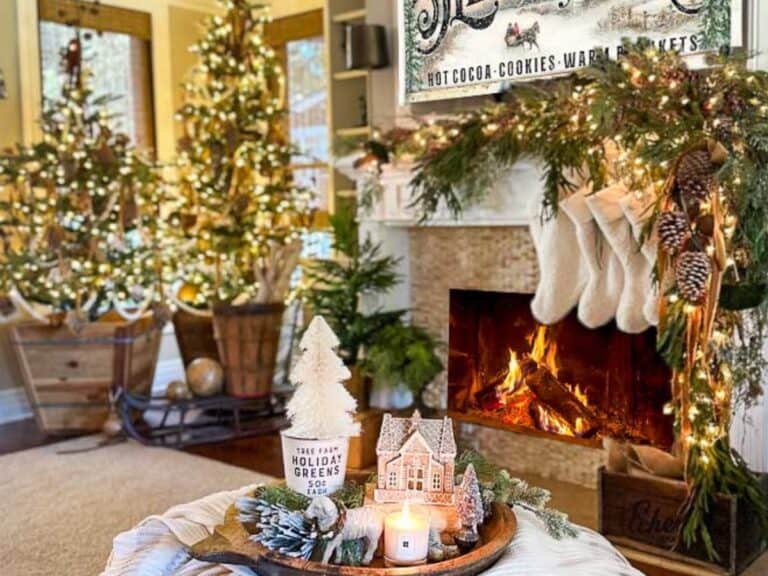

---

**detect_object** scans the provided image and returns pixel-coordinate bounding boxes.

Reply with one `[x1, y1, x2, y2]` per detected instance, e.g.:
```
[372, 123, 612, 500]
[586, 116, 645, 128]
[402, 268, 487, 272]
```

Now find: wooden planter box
[10, 318, 161, 434]
[172, 309, 220, 368]
[599, 467, 768, 575]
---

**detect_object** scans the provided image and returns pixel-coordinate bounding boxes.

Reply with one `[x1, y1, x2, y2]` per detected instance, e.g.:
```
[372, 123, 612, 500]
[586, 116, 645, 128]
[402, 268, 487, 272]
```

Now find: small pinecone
[676, 150, 715, 203]
[676, 251, 711, 303]
[713, 117, 735, 145]
[724, 92, 746, 116]
[658, 211, 688, 254]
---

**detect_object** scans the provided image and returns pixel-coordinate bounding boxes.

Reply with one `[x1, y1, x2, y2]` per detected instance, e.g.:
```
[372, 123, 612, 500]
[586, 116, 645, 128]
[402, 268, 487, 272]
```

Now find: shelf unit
[324, 0, 371, 215]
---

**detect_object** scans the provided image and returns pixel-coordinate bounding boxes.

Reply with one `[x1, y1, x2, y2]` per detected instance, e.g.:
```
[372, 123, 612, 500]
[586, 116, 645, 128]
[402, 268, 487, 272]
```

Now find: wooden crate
[599, 467, 768, 575]
[347, 409, 383, 470]
[10, 318, 161, 434]
[172, 309, 220, 367]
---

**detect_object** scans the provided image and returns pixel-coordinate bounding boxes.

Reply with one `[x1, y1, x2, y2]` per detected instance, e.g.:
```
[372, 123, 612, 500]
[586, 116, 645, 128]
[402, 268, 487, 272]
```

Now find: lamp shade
[345, 24, 389, 70]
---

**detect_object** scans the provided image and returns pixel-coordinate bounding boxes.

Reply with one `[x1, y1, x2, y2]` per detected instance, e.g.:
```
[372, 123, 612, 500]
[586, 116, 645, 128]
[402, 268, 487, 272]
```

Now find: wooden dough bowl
[191, 500, 517, 575]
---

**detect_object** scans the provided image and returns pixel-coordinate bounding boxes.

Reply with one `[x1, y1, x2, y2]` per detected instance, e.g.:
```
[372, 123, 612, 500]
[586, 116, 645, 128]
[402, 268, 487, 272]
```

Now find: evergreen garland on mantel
[358, 42, 768, 560]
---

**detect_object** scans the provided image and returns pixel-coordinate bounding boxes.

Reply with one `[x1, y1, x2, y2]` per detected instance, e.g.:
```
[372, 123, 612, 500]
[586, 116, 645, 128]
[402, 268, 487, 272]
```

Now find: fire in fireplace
[448, 290, 674, 448]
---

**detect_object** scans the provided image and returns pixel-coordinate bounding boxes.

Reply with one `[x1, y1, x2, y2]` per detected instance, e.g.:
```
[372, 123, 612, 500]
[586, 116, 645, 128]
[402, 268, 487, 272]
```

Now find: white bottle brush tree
[286, 316, 361, 439]
[457, 463, 484, 533]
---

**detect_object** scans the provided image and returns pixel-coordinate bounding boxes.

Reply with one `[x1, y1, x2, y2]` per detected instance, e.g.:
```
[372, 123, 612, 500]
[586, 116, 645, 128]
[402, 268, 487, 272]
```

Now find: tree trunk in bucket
[213, 302, 285, 398]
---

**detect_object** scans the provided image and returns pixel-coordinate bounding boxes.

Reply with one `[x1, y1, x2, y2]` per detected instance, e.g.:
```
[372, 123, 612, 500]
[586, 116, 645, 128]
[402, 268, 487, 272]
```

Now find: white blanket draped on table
[102, 485, 643, 576]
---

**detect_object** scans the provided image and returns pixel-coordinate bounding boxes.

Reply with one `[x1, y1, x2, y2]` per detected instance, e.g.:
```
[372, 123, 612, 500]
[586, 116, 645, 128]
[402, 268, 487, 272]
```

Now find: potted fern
[363, 321, 443, 408]
[303, 204, 403, 408]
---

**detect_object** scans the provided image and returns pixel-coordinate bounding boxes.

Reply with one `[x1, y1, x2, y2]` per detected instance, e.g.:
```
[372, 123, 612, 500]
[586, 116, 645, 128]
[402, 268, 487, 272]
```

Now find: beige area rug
[0, 437, 273, 576]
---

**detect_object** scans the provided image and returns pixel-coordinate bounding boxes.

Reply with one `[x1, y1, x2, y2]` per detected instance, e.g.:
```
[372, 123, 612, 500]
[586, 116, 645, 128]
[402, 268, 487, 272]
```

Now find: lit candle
[384, 501, 430, 566]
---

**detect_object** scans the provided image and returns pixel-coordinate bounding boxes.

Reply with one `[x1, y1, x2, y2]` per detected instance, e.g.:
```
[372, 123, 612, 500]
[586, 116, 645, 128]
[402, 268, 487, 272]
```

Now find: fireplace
[448, 290, 674, 449]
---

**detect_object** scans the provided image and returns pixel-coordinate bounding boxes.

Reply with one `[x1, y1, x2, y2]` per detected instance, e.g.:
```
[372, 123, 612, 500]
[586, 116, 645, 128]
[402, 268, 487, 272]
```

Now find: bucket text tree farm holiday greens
[174, 0, 312, 307]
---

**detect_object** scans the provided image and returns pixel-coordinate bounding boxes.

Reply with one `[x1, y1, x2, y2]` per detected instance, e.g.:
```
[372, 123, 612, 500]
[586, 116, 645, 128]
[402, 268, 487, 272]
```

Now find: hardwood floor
[0, 418, 76, 455]
[185, 433, 285, 478]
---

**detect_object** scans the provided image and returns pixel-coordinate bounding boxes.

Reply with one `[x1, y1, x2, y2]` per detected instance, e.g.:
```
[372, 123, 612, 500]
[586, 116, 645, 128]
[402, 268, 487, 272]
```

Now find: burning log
[475, 382, 503, 412]
[521, 358, 599, 437]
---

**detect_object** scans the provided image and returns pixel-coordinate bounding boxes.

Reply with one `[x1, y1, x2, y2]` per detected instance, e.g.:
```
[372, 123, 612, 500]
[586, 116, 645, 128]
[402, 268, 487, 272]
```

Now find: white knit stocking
[620, 192, 659, 326]
[529, 191, 587, 325]
[586, 184, 652, 334]
[560, 189, 624, 329]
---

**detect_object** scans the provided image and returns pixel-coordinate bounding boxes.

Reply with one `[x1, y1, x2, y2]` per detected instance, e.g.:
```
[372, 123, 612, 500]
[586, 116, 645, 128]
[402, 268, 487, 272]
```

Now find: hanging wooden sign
[398, 0, 740, 104]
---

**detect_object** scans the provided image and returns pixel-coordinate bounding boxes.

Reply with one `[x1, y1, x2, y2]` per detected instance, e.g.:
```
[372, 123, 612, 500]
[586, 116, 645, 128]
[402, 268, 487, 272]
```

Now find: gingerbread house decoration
[374, 410, 457, 506]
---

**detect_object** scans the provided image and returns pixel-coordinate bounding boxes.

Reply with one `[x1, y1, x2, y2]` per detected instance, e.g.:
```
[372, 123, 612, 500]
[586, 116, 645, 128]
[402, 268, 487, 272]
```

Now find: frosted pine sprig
[237, 497, 327, 560]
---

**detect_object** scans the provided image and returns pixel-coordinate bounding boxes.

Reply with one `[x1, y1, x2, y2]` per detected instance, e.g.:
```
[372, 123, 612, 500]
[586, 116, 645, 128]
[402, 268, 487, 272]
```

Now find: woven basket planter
[10, 317, 161, 434]
[172, 309, 220, 368]
[212, 302, 285, 398]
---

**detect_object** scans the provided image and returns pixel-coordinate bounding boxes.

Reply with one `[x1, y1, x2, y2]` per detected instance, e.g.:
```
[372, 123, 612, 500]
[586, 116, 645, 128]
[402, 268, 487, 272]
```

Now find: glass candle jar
[384, 501, 430, 566]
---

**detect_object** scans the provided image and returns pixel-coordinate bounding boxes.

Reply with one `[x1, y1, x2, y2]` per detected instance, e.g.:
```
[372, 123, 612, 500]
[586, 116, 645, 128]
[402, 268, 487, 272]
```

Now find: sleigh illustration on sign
[505, 22, 540, 50]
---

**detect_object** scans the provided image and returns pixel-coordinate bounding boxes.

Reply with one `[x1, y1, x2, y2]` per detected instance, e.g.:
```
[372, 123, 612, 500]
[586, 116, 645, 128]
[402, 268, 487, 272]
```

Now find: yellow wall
[0, 0, 23, 392]
[169, 5, 209, 139]
[266, 0, 324, 19]
[0, 0, 22, 149]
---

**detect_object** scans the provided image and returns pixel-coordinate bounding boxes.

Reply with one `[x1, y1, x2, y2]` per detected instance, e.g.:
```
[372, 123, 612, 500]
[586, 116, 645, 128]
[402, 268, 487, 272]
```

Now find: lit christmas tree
[174, 0, 313, 307]
[285, 316, 360, 440]
[0, 34, 170, 326]
[457, 463, 484, 533]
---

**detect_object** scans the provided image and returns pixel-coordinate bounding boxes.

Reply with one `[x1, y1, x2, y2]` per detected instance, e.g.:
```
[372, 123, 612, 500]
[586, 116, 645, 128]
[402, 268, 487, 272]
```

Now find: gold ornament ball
[186, 358, 224, 397]
[166, 379, 193, 401]
[177, 282, 198, 303]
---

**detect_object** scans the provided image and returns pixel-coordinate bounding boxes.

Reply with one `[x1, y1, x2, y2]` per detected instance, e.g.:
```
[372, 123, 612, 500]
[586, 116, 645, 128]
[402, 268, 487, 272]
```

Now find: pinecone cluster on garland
[657, 144, 728, 305]
[658, 211, 689, 254]
[676, 251, 712, 304]
[676, 149, 716, 206]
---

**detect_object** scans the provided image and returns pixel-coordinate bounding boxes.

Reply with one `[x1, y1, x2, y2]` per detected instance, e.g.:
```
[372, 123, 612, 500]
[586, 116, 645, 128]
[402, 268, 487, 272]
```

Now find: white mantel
[336, 156, 543, 317]
[337, 156, 543, 228]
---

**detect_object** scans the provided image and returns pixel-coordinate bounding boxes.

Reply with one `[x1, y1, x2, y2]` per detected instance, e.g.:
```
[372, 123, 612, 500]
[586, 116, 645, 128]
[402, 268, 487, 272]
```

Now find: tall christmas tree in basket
[173, 0, 313, 397]
[0, 31, 171, 432]
[282, 316, 360, 497]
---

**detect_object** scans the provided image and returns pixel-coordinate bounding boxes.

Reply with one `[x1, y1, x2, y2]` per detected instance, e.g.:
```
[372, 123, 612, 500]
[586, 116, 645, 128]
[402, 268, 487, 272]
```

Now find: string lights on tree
[0, 32, 172, 327]
[173, 0, 313, 309]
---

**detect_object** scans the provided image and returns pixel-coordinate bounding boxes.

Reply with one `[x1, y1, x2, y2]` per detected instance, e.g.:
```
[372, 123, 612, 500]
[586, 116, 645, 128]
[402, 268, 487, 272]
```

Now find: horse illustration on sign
[506, 21, 541, 50]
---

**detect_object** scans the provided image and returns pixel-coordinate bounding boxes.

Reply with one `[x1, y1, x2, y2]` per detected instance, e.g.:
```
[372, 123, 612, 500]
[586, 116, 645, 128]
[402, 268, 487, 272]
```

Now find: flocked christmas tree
[286, 316, 360, 439]
[174, 0, 313, 308]
[457, 463, 484, 533]
[0, 33, 170, 327]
